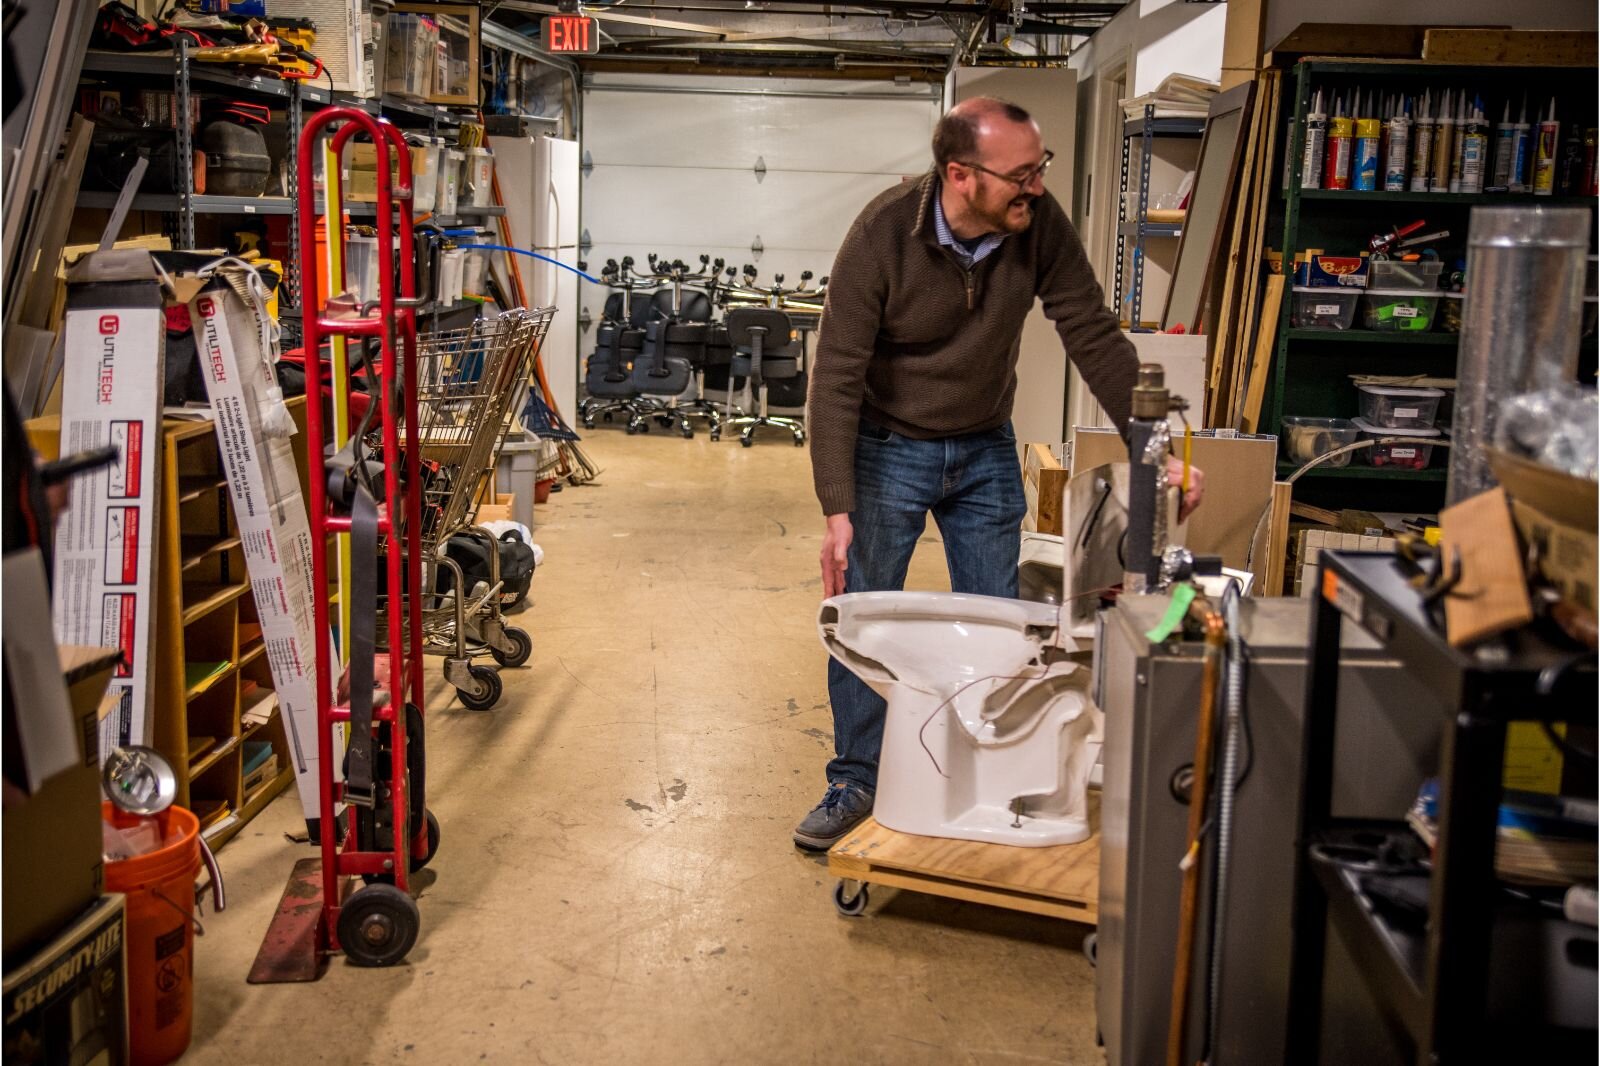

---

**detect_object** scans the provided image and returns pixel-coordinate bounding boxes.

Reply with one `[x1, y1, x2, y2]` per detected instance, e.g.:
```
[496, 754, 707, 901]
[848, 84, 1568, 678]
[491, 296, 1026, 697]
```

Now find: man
[794, 97, 1204, 851]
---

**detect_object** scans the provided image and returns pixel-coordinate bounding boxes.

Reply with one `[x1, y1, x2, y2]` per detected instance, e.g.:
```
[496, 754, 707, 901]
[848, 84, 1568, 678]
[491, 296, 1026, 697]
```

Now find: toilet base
[876, 804, 1091, 848]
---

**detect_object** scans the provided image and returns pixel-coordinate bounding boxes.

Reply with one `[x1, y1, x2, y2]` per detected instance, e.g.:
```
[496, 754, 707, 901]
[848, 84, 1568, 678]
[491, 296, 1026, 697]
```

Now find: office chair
[628, 318, 703, 437]
[579, 320, 648, 430]
[713, 307, 805, 448]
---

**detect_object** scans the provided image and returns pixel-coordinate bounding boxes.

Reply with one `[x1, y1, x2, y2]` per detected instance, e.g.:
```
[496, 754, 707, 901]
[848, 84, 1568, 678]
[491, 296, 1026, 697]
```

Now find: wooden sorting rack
[827, 806, 1099, 925]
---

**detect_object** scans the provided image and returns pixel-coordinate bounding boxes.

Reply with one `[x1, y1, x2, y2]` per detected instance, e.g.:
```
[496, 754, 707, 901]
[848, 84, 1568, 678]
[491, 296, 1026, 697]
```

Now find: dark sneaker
[793, 782, 874, 852]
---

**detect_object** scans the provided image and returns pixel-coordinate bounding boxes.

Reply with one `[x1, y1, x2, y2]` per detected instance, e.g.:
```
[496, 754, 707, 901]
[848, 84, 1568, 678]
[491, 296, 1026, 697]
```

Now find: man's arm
[1033, 194, 1140, 434]
[807, 210, 888, 517]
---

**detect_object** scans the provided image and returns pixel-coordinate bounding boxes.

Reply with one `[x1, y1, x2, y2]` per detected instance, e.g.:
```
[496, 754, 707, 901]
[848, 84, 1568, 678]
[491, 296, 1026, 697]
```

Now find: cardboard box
[2, 646, 120, 964]
[190, 273, 337, 832]
[343, 143, 434, 203]
[475, 493, 516, 526]
[1068, 426, 1278, 574]
[2, 894, 127, 1066]
[1489, 448, 1598, 612]
[50, 250, 170, 758]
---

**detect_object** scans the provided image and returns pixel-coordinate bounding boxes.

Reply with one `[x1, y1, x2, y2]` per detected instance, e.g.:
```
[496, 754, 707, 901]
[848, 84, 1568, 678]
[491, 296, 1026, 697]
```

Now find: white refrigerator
[490, 132, 580, 424]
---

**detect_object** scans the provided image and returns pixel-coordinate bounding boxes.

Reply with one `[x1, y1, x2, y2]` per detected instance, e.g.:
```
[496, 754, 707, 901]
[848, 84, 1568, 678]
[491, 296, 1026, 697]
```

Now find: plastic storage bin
[463, 146, 494, 208]
[1280, 415, 1361, 467]
[384, 12, 438, 101]
[436, 147, 463, 216]
[1367, 259, 1444, 291]
[1290, 286, 1361, 330]
[1438, 292, 1464, 333]
[1356, 384, 1444, 429]
[1352, 417, 1442, 469]
[1360, 289, 1440, 331]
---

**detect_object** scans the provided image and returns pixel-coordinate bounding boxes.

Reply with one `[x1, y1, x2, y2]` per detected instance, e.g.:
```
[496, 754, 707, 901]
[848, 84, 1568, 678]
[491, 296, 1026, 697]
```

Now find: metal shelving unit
[1264, 59, 1596, 511]
[1114, 105, 1204, 330]
[1289, 551, 1597, 1063]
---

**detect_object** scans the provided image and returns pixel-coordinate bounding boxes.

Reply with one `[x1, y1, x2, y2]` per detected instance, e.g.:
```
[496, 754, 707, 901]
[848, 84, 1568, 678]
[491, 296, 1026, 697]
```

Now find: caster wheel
[656, 415, 673, 428]
[338, 883, 419, 967]
[741, 437, 753, 448]
[1083, 932, 1097, 968]
[456, 664, 502, 711]
[581, 418, 595, 430]
[602, 413, 613, 423]
[624, 423, 638, 435]
[411, 809, 441, 872]
[794, 437, 805, 448]
[490, 627, 532, 669]
[833, 881, 870, 917]
[681, 428, 694, 439]
[710, 430, 721, 442]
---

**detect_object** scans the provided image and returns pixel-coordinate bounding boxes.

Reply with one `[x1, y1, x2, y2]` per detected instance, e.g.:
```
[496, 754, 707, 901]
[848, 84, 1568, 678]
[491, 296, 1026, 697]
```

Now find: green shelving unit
[1265, 59, 1597, 510]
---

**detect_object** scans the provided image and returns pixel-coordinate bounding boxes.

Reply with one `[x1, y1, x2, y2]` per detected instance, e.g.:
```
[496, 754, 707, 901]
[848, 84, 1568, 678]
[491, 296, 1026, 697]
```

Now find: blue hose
[450, 241, 602, 284]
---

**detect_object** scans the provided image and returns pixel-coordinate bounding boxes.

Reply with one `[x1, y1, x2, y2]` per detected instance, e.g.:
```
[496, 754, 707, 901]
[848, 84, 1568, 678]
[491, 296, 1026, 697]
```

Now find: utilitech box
[1490, 447, 1599, 613]
[1292, 253, 1369, 288]
[189, 270, 338, 836]
[50, 250, 172, 758]
[2, 894, 128, 1066]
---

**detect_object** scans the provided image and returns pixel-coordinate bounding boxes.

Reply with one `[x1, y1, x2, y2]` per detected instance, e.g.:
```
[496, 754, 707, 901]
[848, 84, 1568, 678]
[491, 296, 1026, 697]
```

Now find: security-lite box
[190, 273, 339, 835]
[51, 250, 167, 758]
[2, 894, 128, 1066]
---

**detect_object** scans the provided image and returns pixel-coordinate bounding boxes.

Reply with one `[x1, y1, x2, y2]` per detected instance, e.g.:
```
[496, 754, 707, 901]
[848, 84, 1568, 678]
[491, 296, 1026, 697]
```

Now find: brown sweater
[807, 172, 1139, 516]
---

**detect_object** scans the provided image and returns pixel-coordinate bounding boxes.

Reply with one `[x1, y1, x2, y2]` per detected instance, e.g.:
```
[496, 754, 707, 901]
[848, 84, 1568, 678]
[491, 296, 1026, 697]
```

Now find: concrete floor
[188, 428, 1100, 1065]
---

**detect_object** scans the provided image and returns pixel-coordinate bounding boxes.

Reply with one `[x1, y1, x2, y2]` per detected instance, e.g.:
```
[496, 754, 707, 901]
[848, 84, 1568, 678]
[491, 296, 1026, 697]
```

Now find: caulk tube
[1431, 89, 1456, 193]
[1354, 116, 1381, 191]
[1384, 97, 1411, 191]
[1511, 96, 1532, 192]
[1490, 100, 1516, 192]
[1300, 88, 1326, 189]
[1534, 96, 1560, 195]
[1410, 91, 1435, 192]
[1460, 97, 1488, 194]
[1325, 95, 1354, 191]
[1449, 91, 1468, 193]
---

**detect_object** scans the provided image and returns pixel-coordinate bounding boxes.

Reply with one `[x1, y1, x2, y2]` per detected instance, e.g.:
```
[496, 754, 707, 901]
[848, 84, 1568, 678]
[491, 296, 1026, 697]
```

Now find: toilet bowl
[818, 590, 1100, 846]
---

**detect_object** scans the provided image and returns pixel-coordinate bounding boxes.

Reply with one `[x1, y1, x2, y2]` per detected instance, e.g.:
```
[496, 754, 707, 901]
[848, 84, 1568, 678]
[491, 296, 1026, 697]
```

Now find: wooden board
[1241, 273, 1286, 434]
[828, 812, 1099, 925]
[1422, 29, 1596, 67]
[1228, 72, 1282, 429]
[1264, 480, 1294, 596]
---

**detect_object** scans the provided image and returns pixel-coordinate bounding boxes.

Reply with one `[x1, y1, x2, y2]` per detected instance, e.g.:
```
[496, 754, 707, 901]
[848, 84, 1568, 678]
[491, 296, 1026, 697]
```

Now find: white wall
[1263, 0, 1597, 51]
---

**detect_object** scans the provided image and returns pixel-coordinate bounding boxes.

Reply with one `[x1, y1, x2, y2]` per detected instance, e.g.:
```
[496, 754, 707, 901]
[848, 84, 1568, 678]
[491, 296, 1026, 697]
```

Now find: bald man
[794, 97, 1204, 850]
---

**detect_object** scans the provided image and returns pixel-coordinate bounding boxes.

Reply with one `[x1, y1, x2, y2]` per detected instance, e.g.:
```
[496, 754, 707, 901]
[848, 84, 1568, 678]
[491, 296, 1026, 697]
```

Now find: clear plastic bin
[384, 12, 437, 102]
[1360, 288, 1440, 331]
[463, 146, 494, 208]
[1290, 286, 1361, 330]
[1352, 417, 1441, 470]
[1438, 292, 1464, 334]
[1357, 384, 1444, 429]
[436, 148, 463, 216]
[1280, 415, 1361, 467]
[1367, 259, 1444, 290]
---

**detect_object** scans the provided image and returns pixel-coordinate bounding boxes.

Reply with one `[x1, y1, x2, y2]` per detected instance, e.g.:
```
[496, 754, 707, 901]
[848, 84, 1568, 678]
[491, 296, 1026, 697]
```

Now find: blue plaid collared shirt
[931, 180, 1008, 268]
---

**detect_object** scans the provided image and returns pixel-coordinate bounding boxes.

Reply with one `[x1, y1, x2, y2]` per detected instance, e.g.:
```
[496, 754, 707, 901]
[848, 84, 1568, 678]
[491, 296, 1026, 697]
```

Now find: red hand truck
[294, 106, 435, 967]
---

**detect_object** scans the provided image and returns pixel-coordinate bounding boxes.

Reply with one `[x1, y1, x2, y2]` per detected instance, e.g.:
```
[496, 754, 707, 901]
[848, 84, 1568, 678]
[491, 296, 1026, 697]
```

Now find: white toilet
[817, 587, 1101, 847]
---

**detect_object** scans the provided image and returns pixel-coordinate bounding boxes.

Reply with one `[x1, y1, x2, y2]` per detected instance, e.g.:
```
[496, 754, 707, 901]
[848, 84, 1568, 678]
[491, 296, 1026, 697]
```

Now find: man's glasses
[955, 149, 1055, 191]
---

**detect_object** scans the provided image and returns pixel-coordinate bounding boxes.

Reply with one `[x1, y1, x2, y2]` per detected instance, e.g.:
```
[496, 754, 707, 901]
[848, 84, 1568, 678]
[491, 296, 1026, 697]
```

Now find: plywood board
[1228, 73, 1282, 429]
[829, 812, 1099, 925]
[1264, 480, 1294, 596]
[1422, 29, 1596, 67]
[1241, 273, 1286, 433]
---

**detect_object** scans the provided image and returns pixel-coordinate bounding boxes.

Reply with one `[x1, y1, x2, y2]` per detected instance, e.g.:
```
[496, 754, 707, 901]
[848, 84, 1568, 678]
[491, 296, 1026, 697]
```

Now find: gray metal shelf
[1118, 220, 1183, 239]
[1123, 115, 1205, 138]
[77, 191, 295, 215]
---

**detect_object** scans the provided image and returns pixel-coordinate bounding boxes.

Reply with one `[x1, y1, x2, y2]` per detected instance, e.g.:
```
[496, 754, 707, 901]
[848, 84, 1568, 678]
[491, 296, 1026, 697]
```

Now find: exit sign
[540, 15, 599, 55]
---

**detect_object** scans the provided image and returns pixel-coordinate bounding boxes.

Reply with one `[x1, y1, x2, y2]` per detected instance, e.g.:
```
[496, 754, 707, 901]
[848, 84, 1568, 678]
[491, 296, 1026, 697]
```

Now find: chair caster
[602, 413, 613, 423]
[655, 415, 674, 429]
[709, 430, 721, 442]
[581, 418, 594, 429]
[681, 428, 694, 439]
[793, 436, 806, 447]
[741, 436, 753, 448]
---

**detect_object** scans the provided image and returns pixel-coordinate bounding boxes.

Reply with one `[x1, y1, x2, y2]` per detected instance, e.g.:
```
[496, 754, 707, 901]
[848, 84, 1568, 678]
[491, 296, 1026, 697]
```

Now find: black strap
[343, 485, 379, 809]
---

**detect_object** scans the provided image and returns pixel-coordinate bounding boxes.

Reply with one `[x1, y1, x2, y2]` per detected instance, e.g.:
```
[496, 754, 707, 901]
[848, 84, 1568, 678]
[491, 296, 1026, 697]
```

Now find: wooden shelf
[239, 640, 268, 667]
[180, 535, 242, 572]
[177, 475, 228, 503]
[181, 581, 250, 625]
[189, 734, 240, 777]
[185, 661, 236, 700]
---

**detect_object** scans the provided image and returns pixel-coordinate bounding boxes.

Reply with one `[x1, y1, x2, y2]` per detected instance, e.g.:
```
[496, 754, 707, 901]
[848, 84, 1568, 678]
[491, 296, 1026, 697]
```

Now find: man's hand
[820, 513, 853, 598]
[1166, 455, 1205, 523]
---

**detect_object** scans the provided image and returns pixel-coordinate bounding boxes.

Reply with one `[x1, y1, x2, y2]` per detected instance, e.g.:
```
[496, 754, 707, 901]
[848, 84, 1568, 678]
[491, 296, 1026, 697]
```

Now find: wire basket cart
[382, 307, 555, 711]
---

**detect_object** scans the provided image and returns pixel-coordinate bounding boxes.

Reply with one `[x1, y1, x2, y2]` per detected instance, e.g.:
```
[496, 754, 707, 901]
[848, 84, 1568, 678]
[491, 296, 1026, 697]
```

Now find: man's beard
[976, 193, 1035, 234]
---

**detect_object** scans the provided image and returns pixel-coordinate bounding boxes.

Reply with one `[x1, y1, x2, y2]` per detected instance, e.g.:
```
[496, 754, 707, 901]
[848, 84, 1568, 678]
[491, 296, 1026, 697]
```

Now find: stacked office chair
[578, 284, 653, 431]
[713, 307, 806, 447]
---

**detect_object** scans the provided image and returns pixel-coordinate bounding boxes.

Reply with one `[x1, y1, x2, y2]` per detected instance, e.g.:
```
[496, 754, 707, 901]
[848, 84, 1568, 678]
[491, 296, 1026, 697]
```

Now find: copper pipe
[1167, 611, 1226, 1066]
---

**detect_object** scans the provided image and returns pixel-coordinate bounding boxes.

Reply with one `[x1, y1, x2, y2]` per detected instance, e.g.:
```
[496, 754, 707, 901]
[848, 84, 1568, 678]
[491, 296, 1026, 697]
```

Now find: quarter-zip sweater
[807, 172, 1140, 516]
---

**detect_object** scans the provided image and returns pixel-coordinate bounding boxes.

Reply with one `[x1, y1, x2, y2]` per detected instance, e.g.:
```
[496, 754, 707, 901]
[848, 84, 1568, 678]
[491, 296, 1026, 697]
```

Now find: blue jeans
[825, 419, 1026, 792]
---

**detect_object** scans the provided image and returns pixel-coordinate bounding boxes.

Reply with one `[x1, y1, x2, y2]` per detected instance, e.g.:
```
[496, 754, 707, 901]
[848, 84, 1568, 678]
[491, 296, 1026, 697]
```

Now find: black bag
[435, 529, 537, 609]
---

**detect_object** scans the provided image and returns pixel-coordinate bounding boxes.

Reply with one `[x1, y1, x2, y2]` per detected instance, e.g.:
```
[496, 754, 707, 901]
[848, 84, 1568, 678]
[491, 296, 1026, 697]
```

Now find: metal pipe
[1448, 205, 1590, 504]
[1206, 581, 1246, 1062]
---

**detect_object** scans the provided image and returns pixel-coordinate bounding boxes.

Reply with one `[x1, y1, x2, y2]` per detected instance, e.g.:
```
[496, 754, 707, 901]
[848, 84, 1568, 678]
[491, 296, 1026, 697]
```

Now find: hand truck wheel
[833, 880, 870, 917]
[339, 883, 420, 967]
[456, 664, 502, 711]
[489, 627, 532, 669]
[411, 809, 441, 872]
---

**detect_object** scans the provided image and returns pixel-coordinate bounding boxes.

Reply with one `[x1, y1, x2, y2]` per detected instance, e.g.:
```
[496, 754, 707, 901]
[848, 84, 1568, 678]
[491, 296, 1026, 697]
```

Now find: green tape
[1145, 584, 1197, 642]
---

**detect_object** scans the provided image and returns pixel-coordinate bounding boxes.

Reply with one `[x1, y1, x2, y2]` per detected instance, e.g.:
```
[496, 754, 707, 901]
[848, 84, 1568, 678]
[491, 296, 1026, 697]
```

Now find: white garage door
[580, 74, 940, 328]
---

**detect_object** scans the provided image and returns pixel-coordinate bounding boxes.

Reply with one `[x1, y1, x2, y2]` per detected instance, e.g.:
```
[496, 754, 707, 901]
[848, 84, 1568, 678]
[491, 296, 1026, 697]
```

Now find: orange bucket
[103, 802, 200, 1066]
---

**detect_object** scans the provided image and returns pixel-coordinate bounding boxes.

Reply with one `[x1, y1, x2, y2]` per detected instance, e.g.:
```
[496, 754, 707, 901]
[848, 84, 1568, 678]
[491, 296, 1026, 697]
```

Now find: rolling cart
[296, 106, 436, 968]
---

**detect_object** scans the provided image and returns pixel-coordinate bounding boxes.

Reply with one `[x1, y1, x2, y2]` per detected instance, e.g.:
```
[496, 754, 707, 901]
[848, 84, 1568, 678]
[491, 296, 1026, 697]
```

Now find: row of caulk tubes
[1297, 87, 1594, 197]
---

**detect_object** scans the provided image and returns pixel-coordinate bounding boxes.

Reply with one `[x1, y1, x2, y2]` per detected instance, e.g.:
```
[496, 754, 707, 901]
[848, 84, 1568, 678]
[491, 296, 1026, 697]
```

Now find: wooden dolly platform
[826, 809, 1099, 926]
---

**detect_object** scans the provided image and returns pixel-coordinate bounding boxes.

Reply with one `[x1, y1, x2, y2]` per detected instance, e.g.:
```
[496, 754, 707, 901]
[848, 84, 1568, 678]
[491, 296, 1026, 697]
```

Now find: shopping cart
[384, 307, 555, 711]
